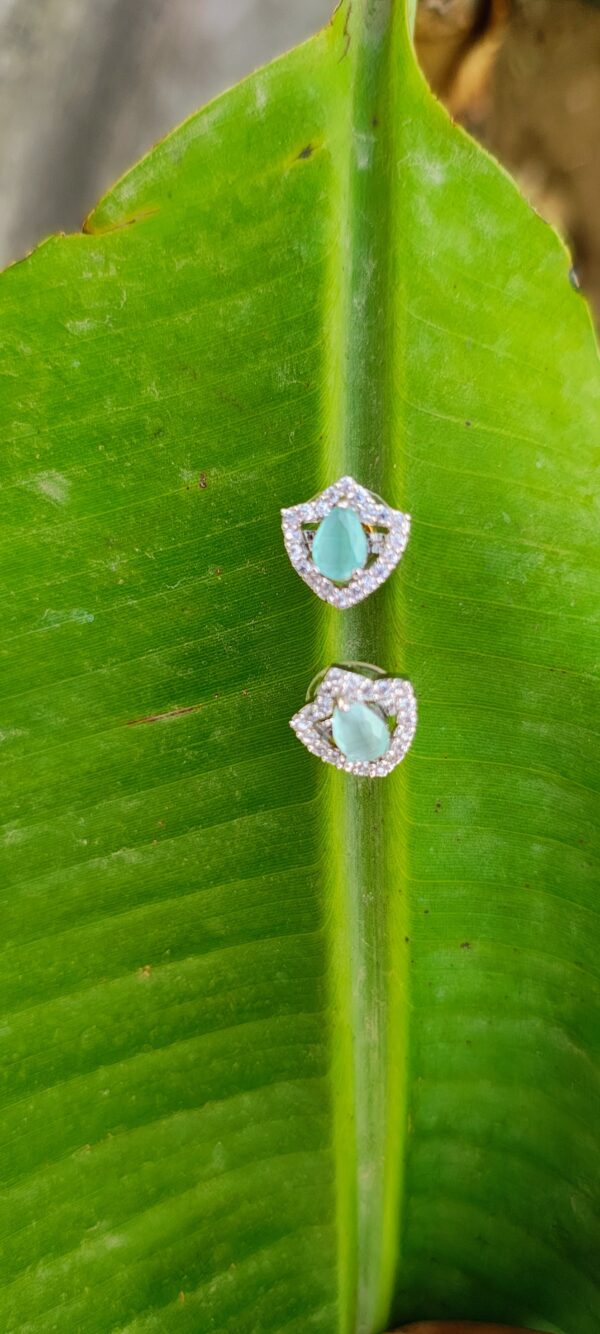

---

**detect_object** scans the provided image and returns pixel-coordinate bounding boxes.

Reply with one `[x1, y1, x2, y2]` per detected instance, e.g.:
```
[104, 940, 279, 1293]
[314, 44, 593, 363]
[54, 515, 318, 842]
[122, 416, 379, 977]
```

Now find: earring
[281, 476, 410, 608]
[290, 664, 417, 777]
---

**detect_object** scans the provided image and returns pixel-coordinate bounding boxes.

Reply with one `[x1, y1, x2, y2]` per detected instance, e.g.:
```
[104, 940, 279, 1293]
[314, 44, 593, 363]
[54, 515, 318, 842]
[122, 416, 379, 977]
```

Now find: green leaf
[0, 1, 598, 1331]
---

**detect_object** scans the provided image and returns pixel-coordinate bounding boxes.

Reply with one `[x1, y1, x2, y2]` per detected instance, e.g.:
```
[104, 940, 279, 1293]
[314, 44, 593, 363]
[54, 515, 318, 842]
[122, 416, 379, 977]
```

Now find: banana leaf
[0, 1, 598, 1330]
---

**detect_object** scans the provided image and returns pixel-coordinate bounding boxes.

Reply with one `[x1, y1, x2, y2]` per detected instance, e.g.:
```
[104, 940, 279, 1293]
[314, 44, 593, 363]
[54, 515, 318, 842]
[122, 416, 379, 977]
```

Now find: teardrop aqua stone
[312, 506, 368, 583]
[332, 702, 390, 763]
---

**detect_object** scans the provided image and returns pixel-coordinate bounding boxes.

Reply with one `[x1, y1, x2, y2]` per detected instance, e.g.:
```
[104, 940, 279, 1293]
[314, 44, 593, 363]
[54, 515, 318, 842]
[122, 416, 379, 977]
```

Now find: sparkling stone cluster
[281, 476, 411, 609]
[290, 667, 417, 778]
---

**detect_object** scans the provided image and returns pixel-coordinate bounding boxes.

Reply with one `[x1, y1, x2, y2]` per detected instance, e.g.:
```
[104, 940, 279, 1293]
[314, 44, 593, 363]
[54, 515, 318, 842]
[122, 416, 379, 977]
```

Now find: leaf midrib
[324, 4, 414, 1331]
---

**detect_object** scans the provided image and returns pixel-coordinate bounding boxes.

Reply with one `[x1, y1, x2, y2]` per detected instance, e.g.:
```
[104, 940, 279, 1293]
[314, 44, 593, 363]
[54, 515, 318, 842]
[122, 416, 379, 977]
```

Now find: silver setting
[290, 665, 417, 778]
[281, 476, 410, 608]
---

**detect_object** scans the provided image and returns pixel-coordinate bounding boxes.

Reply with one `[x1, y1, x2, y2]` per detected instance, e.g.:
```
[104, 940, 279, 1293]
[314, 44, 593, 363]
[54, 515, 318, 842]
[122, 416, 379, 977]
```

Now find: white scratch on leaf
[42, 608, 95, 628]
[23, 470, 71, 506]
[0, 729, 26, 746]
[1, 825, 29, 844]
[254, 79, 268, 112]
[355, 130, 375, 172]
[66, 318, 95, 334]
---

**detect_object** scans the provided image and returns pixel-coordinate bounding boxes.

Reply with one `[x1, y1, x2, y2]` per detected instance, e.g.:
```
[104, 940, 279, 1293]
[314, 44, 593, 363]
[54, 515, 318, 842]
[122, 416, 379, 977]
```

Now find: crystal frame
[290, 666, 417, 778]
[281, 476, 410, 608]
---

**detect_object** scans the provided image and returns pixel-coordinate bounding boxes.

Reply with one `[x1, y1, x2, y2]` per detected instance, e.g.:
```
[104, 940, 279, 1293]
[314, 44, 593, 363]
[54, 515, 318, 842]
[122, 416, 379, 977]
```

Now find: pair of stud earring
[281, 476, 417, 778]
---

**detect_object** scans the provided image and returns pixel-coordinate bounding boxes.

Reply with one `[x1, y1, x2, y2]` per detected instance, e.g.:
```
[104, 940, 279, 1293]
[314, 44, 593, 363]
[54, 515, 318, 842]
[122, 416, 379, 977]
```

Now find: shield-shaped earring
[281, 476, 410, 609]
[290, 664, 417, 778]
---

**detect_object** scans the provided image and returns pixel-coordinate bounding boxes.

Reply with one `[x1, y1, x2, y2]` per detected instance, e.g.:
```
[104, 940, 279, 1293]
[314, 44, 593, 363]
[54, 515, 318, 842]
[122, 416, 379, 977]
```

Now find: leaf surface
[0, 2, 598, 1332]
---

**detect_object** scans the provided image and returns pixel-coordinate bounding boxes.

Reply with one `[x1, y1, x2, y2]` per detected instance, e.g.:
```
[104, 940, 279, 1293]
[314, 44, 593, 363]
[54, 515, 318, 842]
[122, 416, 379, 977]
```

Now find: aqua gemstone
[332, 702, 390, 762]
[312, 506, 368, 583]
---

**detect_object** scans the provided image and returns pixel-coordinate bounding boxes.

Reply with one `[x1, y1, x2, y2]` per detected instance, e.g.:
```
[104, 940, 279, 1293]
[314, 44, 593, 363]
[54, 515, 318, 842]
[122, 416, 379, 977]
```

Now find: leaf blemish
[297, 144, 314, 160]
[339, 1, 352, 62]
[42, 607, 94, 628]
[255, 79, 268, 113]
[83, 206, 159, 236]
[355, 130, 375, 171]
[126, 703, 203, 726]
[23, 470, 71, 506]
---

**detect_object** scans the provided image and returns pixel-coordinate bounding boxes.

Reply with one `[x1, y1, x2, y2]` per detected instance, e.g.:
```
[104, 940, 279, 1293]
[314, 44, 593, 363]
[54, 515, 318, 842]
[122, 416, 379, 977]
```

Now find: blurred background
[1, 0, 599, 321]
